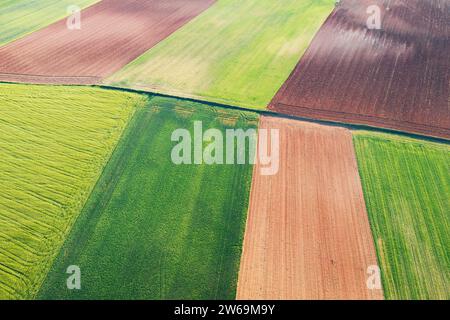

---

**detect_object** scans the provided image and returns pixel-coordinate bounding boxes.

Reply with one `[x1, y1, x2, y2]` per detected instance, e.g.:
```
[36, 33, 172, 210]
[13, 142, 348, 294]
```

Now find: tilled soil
[237, 116, 384, 300]
[0, 0, 215, 84]
[269, 0, 450, 139]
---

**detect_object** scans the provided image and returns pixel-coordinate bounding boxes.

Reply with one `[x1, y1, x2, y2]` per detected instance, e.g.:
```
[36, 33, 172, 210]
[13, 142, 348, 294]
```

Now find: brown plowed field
[269, 0, 450, 139]
[0, 0, 215, 84]
[237, 116, 383, 300]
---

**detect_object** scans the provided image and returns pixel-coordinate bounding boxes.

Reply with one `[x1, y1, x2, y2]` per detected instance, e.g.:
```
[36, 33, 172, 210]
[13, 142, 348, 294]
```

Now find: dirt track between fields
[237, 116, 384, 300]
[0, 0, 215, 84]
[269, 0, 450, 139]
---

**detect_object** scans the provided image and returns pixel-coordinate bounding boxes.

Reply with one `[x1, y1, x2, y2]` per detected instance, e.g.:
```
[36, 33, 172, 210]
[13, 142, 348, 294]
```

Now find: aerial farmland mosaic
[0, 0, 448, 307]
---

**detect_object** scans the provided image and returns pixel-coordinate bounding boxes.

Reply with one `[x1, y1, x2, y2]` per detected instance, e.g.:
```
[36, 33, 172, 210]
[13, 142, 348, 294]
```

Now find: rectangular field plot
[0, 0, 215, 84]
[237, 116, 383, 300]
[0, 84, 144, 299]
[39, 97, 257, 299]
[0, 0, 99, 46]
[270, 0, 450, 139]
[106, 0, 335, 109]
[354, 133, 450, 299]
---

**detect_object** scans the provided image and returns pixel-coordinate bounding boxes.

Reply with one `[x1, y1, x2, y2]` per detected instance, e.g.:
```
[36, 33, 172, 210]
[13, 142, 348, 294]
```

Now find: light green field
[0, 84, 145, 299]
[39, 96, 257, 299]
[354, 132, 450, 300]
[0, 0, 99, 46]
[106, 0, 335, 109]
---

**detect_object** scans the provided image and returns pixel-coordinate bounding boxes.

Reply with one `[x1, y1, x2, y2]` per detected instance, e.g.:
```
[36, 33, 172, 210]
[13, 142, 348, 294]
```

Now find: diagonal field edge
[0, 0, 216, 83]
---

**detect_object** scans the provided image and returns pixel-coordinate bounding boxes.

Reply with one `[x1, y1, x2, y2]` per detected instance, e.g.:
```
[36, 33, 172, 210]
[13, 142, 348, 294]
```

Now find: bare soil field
[237, 116, 383, 300]
[0, 0, 215, 84]
[269, 0, 450, 139]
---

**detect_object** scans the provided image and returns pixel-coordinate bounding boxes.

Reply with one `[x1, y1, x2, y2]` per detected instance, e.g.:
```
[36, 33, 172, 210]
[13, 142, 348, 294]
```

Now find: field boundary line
[34, 98, 148, 298]
[97, 84, 450, 145]
[0, 73, 101, 85]
[0, 79, 448, 144]
[269, 102, 450, 140]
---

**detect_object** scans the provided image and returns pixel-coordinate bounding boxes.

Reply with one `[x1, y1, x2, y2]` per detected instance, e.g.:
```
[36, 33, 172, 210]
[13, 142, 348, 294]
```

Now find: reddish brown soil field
[237, 116, 383, 300]
[0, 0, 215, 84]
[269, 0, 450, 139]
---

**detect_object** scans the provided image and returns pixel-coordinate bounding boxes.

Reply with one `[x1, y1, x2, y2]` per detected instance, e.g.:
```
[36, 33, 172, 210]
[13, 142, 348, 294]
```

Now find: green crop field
[0, 0, 99, 46]
[0, 84, 144, 299]
[106, 0, 335, 109]
[39, 96, 258, 299]
[354, 132, 450, 300]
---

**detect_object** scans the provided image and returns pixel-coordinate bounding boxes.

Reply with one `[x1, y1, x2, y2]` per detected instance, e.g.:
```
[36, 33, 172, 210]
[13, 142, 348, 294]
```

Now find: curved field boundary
[99, 84, 450, 145]
[0, 0, 216, 84]
[237, 116, 383, 300]
[270, 0, 450, 140]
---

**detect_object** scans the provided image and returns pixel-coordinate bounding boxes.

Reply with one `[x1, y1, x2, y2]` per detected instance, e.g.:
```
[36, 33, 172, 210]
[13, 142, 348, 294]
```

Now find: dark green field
[354, 132, 450, 300]
[38, 96, 258, 299]
[0, 84, 143, 299]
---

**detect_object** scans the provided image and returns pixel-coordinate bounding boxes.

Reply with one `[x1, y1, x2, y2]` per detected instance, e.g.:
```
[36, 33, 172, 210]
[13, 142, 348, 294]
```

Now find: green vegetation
[0, 0, 99, 45]
[39, 96, 258, 299]
[107, 0, 335, 109]
[354, 132, 450, 300]
[0, 84, 144, 299]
